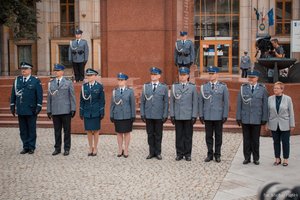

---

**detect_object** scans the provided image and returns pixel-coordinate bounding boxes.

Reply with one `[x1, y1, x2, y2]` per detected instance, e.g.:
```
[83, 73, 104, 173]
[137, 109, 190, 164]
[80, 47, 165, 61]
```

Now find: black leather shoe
[63, 151, 69, 156]
[123, 154, 128, 158]
[146, 154, 155, 159]
[52, 150, 61, 156]
[117, 150, 124, 157]
[253, 160, 260, 165]
[204, 157, 213, 162]
[175, 155, 183, 161]
[20, 149, 29, 154]
[28, 149, 34, 154]
[156, 155, 162, 160]
[88, 153, 93, 156]
[215, 157, 221, 163]
[243, 159, 251, 164]
[185, 156, 192, 161]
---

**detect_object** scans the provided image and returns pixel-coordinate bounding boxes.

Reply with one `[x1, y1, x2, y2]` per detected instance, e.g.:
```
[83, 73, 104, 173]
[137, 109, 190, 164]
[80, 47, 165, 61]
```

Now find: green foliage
[0, 0, 41, 40]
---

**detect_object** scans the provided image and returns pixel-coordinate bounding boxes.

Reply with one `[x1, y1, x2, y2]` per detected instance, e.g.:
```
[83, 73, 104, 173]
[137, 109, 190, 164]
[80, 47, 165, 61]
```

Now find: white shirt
[152, 82, 159, 90]
[23, 75, 31, 82]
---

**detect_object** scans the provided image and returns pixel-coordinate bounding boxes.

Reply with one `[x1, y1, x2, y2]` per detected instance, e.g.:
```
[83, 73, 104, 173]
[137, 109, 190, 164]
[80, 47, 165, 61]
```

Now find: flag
[254, 8, 260, 21]
[268, 8, 274, 26]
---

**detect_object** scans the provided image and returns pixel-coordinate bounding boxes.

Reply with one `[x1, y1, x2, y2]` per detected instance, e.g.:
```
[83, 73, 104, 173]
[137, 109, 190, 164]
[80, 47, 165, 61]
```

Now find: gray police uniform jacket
[199, 81, 229, 120]
[174, 40, 195, 65]
[68, 39, 89, 63]
[140, 82, 169, 119]
[240, 55, 251, 69]
[110, 87, 136, 120]
[236, 83, 268, 125]
[47, 77, 76, 115]
[170, 83, 198, 120]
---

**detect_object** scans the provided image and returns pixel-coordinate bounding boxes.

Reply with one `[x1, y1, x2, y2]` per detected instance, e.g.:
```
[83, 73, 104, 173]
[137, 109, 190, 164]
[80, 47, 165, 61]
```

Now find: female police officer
[110, 73, 136, 158]
[80, 68, 105, 156]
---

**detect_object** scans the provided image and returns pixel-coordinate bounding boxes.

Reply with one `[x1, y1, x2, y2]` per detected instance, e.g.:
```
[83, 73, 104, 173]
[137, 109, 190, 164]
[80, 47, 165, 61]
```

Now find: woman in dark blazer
[110, 73, 136, 158]
[266, 82, 295, 166]
[80, 68, 105, 156]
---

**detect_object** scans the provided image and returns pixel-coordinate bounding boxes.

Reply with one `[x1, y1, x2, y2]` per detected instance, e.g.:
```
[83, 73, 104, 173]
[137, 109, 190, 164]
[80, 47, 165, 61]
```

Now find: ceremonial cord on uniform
[240, 85, 252, 104]
[14, 78, 23, 97]
[144, 84, 153, 101]
[69, 40, 78, 51]
[113, 89, 123, 105]
[200, 85, 212, 100]
[172, 84, 182, 100]
[48, 82, 58, 96]
[81, 84, 91, 100]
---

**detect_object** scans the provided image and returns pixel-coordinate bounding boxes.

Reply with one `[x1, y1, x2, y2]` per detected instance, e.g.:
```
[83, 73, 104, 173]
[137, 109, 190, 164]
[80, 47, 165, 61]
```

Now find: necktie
[120, 88, 123, 94]
[212, 83, 215, 90]
[153, 83, 157, 92]
[182, 84, 185, 89]
[77, 40, 79, 45]
[251, 86, 254, 93]
[57, 79, 60, 87]
[90, 84, 93, 89]
[23, 77, 26, 83]
[182, 40, 185, 45]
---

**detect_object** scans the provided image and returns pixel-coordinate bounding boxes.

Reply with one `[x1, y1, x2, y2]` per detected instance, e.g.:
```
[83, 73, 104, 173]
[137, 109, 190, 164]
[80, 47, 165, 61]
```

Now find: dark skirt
[114, 119, 132, 133]
[84, 117, 101, 131]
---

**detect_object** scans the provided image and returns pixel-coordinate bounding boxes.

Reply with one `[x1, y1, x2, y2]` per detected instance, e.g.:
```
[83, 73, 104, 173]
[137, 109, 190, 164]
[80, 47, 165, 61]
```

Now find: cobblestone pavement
[0, 128, 242, 200]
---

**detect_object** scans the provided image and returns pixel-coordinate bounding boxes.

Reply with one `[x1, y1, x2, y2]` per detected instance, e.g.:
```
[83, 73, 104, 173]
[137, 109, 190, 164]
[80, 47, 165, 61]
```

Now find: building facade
[0, 0, 299, 83]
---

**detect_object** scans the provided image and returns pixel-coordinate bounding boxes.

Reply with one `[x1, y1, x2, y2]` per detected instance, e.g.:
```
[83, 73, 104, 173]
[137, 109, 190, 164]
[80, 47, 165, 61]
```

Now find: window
[18, 45, 32, 66]
[59, 45, 72, 68]
[276, 0, 292, 35]
[60, 0, 75, 37]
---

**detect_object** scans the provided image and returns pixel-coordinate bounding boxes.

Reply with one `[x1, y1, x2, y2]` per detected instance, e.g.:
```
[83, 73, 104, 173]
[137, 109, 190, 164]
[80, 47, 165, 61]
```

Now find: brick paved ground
[0, 128, 242, 200]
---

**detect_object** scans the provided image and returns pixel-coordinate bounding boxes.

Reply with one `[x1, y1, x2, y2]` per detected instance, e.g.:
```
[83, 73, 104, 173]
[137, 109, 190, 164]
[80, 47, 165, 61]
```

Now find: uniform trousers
[242, 124, 261, 161]
[52, 114, 71, 151]
[241, 69, 248, 78]
[146, 119, 163, 156]
[18, 115, 37, 150]
[175, 120, 193, 157]
[72, 62, 85, 82]
[272, 126, 290, 159]
[205, 120, 223, 158]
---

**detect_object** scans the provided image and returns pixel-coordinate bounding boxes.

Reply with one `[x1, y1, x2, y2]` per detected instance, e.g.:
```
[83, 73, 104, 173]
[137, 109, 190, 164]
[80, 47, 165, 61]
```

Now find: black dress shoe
[117, 150, 124, 157]
[185, 156, 192, 161]
[88, 153, 93, 156]
[20, 149, 29, 154]
[156, 155, 162, 160]
[253, 160, 260, 165]
[123, 154, 128, 158]
[175, 155, 183, 161]
[63, 151, 69, 156]
[204, 157, 213, 162]
[92, 153, 97, 156]
[28, 149, 34, 154]
[52, 150, 61, 156]
[243, 160, 251, 164]
[215, 157, 221, 163]
[146, 154, 155, 159]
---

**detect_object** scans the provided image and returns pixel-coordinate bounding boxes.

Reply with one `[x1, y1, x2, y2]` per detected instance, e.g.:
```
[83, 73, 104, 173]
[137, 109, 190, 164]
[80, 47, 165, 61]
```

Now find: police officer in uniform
[47, 64, 76, 156]
[69, 29, 89, 82]
[140, 67, 169, 160]
[80, 68, 105, 156]
[170, 67, 198, 161]
[199, 66, 229, 163]
[10, 62, 43, 154]
[174, 31, 195, 68]
[110, 73, 135, 158]
[236, 70, 268, 165]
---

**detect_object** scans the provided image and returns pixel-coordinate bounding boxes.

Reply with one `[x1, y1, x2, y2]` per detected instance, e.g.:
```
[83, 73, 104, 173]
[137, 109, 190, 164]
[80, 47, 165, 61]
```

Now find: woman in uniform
[80, 68, 105, 156]
[110, 73, 136, 158]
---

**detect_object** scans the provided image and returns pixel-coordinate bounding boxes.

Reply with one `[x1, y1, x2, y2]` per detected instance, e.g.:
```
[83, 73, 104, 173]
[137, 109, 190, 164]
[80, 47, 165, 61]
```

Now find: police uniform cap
[117, 72, 128, 80]
[53, 63, 65, 71]
[179, 67, 190, 74]
[75, 29, 83, 34]
[150, 67, 162, 75]
[85, 68, 98, 76]
[207, 66, 219, 73]
[180, 31, 188, 36]
[20, 62, 33, 69]
[247, 70, 260, 77]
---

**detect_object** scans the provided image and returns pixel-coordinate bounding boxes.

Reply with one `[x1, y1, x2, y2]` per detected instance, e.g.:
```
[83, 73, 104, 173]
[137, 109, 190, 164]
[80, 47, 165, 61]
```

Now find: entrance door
[200, 40, 232, 74]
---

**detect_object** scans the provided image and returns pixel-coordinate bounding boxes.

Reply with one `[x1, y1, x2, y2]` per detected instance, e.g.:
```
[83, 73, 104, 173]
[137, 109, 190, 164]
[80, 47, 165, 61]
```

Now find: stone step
[0, 113, 50, 120]
[0, 120, 53, 128]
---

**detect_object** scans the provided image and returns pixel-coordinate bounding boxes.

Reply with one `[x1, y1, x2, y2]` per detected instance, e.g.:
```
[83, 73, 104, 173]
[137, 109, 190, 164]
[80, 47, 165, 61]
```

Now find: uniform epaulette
[49, 78, 55, 82]
[173, 82, 179, 85]
[241, 83, 248, 87]
[160, 82, 166, 85]
[145, 82, 151, 85]
[188, 82, 195, 85]
[219, 82, 227, 86]
[258, 83, 266, 87]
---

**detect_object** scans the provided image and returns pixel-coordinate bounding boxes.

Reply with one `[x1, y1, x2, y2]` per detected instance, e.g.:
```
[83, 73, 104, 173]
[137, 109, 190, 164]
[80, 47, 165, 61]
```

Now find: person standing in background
[174, 31, 195, 69]
[69, 29, 89, 83]
[240, 50, 251, 78]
